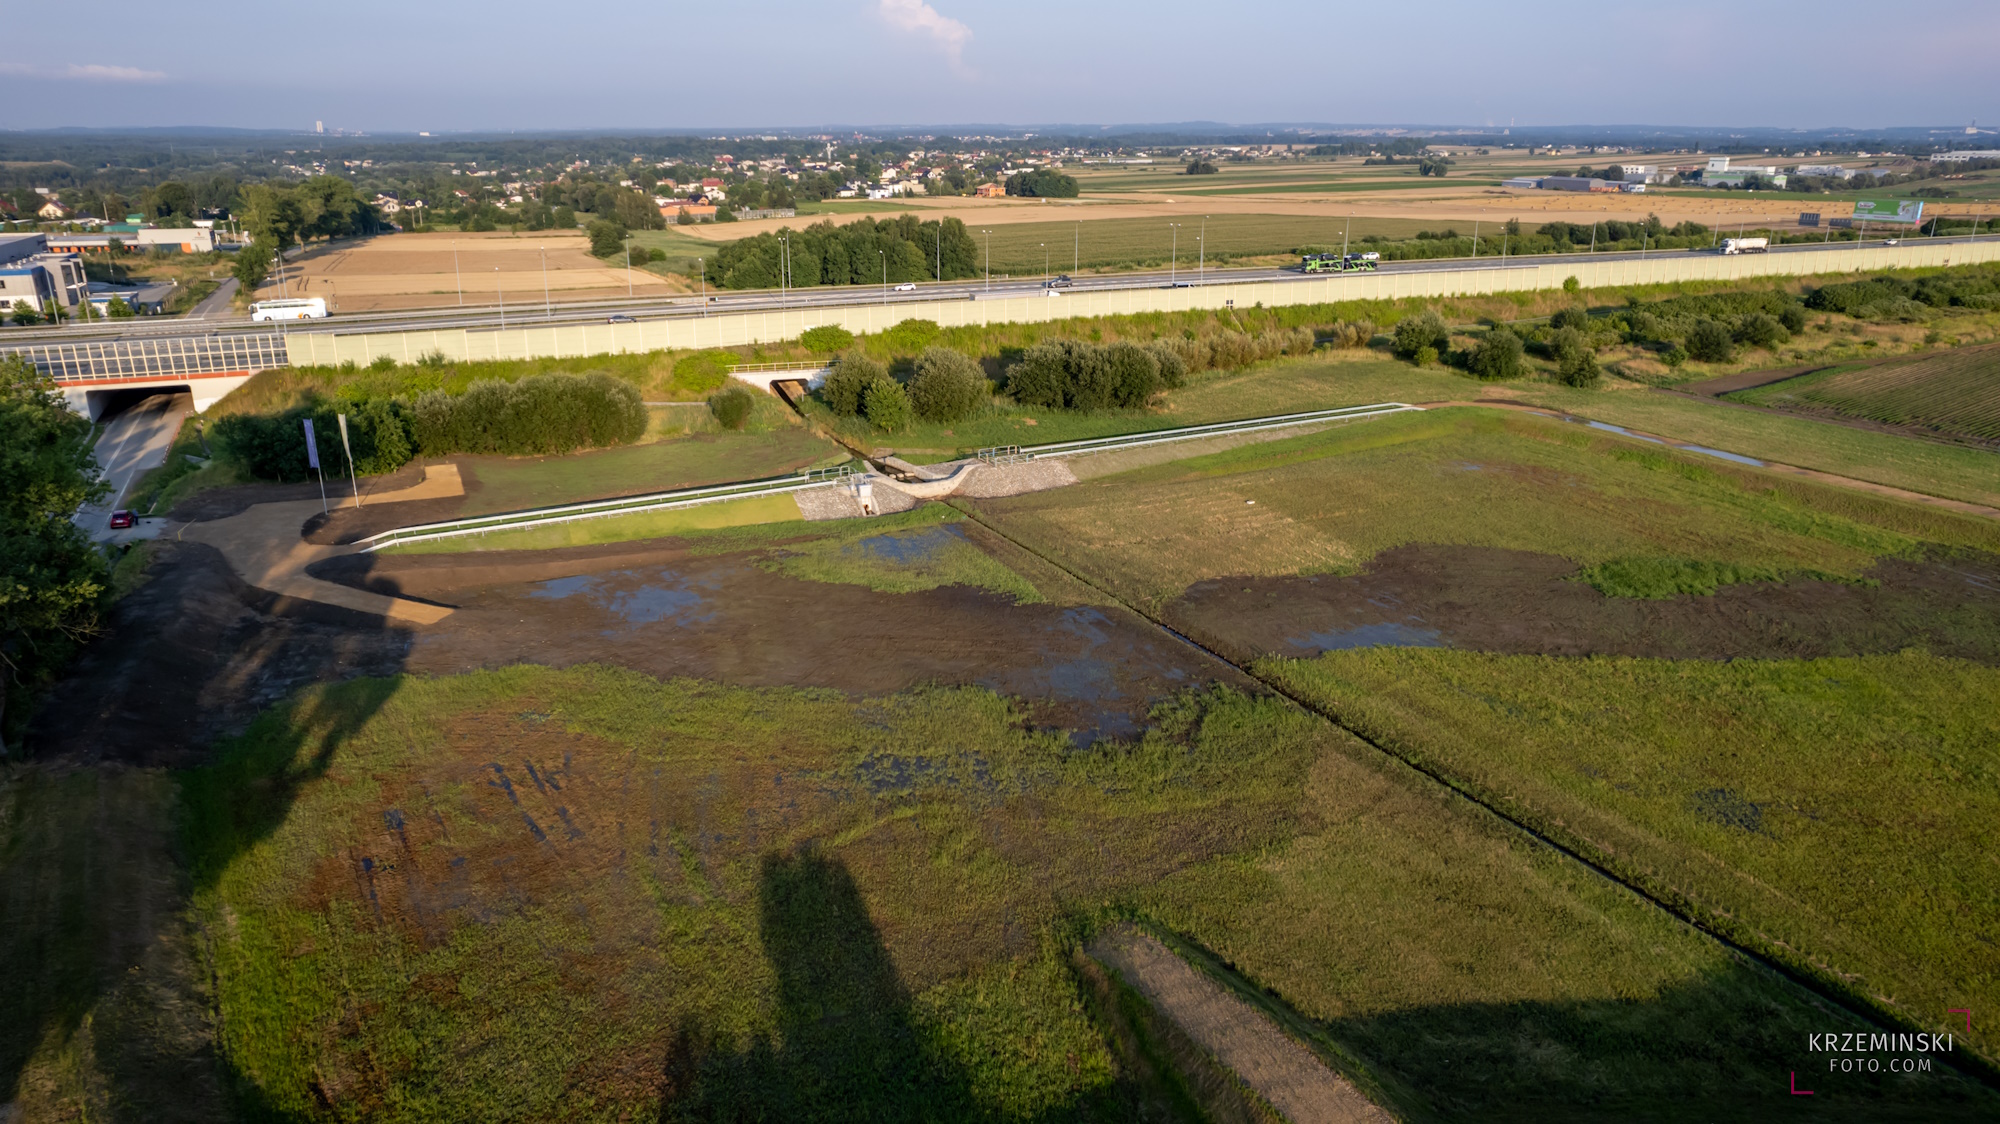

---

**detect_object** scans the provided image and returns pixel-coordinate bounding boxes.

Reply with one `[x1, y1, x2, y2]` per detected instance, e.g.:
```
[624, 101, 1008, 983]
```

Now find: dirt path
[1089, 925, 1392, 1124]
[175, 465, 465, 624]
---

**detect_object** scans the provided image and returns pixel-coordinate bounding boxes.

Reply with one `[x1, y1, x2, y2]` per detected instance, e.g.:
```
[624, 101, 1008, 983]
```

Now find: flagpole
[303, 418, 328, 514]
[337, 413, 362, 508]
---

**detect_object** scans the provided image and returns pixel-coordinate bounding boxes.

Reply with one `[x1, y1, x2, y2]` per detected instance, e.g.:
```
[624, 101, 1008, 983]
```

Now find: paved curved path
[176, 465, 464, 624]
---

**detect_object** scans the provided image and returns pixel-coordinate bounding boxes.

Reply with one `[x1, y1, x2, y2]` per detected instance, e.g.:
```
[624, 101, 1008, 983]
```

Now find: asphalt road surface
[7, 236, 1986, 348]
[76, 390, 190, 541]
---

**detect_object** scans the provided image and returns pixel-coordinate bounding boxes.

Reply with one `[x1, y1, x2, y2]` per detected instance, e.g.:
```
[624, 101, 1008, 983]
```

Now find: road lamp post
[698, 258, 706, 316]
[1041, 243, 1047, 285]
[1472, 219, 1480, 258]
[1074, 220, 1079, 275]
[1343, 212, 1352, 261]
[543, 246, 553, 319]
[879, 250, 886, 304]
[453, 239, 463, 305]
[624, 242, 632, 298]
[495, 267, 504, 328]
[1169, 223, 1180, 284]
[982, 229, 991, 291]
[1198, 215, 1206, 284]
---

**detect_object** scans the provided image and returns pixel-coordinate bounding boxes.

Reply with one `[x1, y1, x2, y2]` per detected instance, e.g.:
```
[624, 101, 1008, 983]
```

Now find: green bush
[1550, 306, 1588, 331]
[906, 348, 987, 423]
[1777, 303, 1808, 333]
[1662, 345, 1689, 369]
[800, 325, 855, 354]
[669, 351, 738, 397]
[1005, 339, 1160, 411]
[1685, 320, 1735, 363]
[1149, 343, 1188, 388]
[1414, 346, 1439, 367]
[1466, 329, 1525, 381]
[586, 220, 628, 258]
[1558, 347, 1601, 387]
[882, 319, 941, 352]
[863, 379, 913, 432]
[821, 352, 889, 417]
[1734, 312, 1787, 350]
[1393, 309, 1450, 360]
[214, 401, 413, 482]
[404, 372, 646, 458]
[708, 386, 755, 430]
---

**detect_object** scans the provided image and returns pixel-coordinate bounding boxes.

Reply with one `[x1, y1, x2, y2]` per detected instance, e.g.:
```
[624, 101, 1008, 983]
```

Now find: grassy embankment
[1251, 648, 2000, 1077]
[145, 664, 1984, 1120]
[1724, 346, 2000, 446]
[974, 407, 2000, 612]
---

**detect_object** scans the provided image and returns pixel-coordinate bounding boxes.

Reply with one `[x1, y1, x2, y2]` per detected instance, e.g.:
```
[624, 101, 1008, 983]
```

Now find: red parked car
[107, 510, 135, 529]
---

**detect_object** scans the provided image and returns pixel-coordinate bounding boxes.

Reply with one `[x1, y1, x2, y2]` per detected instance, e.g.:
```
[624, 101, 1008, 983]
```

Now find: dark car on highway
[108, 510, 135, 529]
[1044, 275, 1074, 288]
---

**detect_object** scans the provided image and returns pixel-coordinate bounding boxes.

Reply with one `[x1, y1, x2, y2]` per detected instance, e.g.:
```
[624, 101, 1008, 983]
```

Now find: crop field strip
[1727, 345, 2000, 446]
[947, 415, 2000, 1086]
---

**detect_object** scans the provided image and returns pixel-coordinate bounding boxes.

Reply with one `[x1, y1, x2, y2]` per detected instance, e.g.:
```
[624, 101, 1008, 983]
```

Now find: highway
[4, 235, 1986, 349]
[76, 390, 189, 540]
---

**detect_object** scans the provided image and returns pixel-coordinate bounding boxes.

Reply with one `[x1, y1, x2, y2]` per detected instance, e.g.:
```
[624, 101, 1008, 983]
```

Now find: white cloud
[66, 63, 167, 81]
[877, 0, 972, 66]
[0, 62, 167, 82]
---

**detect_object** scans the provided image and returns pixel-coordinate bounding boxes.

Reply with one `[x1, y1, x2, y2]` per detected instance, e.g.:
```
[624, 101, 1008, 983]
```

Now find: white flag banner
[302, 418, 320, 471]
[337, 413, 354, 467]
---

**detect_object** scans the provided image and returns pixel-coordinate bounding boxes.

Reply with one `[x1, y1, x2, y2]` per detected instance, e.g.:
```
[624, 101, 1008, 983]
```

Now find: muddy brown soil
[1169, 543, 2000, 666]
[26, 544, 414, 766]
[328, 546, 1251, 743]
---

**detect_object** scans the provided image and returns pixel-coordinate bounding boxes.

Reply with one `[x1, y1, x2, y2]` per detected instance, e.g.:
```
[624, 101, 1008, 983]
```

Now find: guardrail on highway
[1013, 403, 1423, 458]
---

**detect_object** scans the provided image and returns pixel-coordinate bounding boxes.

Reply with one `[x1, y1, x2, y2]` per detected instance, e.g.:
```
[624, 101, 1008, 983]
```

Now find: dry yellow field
[252, 231, 683, 312]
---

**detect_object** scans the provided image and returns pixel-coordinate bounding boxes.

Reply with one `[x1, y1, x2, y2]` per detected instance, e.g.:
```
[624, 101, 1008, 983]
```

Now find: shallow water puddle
[1286, 621, 1446, 654]
[529, 568, 719, 626]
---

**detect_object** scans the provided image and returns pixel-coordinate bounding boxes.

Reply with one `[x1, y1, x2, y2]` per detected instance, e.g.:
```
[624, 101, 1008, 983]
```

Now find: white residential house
[38, 200, 71, 220]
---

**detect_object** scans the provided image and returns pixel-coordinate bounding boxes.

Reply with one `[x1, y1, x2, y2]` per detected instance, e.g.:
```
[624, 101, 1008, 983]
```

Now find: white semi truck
[1720, 237, 1770, 255]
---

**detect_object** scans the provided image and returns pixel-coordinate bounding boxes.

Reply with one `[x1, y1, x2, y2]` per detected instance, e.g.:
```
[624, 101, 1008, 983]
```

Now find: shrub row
[1007, 340, 1184, 411]
[214, 372, 646, 481]
[1806, 268, 2000, 319]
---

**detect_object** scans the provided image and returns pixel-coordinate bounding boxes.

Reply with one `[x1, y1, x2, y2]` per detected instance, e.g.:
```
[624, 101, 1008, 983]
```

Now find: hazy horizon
[4, 0, 1994, 134]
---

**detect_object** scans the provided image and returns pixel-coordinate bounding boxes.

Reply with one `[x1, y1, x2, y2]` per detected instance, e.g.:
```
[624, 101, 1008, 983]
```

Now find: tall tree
[0, 356, 108, 754]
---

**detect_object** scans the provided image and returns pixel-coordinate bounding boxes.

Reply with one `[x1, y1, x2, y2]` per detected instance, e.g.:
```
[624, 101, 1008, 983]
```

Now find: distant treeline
[711, 216, 983, 289]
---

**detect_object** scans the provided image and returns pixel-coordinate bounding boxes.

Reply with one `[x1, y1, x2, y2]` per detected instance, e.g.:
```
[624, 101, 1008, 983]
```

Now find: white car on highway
[894, 282, 917, 292]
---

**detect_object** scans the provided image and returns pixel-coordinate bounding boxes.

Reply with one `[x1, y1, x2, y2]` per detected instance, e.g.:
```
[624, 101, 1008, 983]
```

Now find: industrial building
[44, 227, 216, 254]
[0, 233, 87, 317]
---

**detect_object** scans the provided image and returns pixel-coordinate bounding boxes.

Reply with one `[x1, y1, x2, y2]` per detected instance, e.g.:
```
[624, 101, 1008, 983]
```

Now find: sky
[3, 0, 1995, 134]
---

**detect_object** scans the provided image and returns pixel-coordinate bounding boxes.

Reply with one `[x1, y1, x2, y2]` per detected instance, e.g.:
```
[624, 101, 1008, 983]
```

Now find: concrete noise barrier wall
[284, 240, 2000, 370]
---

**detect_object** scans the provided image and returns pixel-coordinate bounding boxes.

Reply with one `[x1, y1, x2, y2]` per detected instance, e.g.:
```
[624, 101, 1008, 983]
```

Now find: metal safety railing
[0, 332, 290, 382]
[1015, 403, 1423, 459]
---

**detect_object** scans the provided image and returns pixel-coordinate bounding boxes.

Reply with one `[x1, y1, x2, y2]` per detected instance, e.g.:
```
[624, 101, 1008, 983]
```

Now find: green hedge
[214, 373, 646, 482]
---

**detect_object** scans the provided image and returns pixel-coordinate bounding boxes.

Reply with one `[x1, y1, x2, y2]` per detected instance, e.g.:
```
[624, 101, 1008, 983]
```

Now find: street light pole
[1074, 220, 1079, 275]
[698, 258, 706, 316]
[1199, 215, 1206, 284]
[496, 267, 504, 328]
[624, 243, 632, 298]
[1472, 219, 1480, 258]
[982, 229, 991, 291]
[543, 246, 553, 319]
[453, 239, 462, 305]
[1169, 223, 1180, 284]
[879, 250, 886, 304]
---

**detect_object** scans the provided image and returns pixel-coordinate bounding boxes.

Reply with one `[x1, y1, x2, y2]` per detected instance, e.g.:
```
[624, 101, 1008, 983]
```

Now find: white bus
[250, 297, 328, 321]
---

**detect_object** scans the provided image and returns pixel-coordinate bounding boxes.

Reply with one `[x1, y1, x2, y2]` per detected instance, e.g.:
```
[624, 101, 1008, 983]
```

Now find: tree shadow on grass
[2, 546, 415, 1120]
[1158, 928, 2000, 1124]
[659, 847, 981, 1123]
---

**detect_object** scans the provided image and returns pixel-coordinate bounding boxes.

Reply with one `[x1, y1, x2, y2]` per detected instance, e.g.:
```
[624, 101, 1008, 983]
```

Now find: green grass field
[458, 424, 838, 516]
[1726, 347, 2000, 445]
[153, 663, 1982, 1120]
[391, 490, 803, 553]
[1256, 648, 2000, 1070]
[974, 407, 2000, 613]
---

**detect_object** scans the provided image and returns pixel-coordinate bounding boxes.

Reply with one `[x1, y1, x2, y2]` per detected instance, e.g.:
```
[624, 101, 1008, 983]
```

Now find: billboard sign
[1849, 198, 1924, 225]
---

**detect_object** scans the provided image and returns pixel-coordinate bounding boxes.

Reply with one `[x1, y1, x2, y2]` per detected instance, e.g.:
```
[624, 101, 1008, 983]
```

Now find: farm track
[948, 497, 2000, 1093]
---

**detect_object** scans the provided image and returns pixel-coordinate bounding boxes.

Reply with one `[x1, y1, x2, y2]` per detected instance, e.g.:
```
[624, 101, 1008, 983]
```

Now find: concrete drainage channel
[357, 403, 1423, 551]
